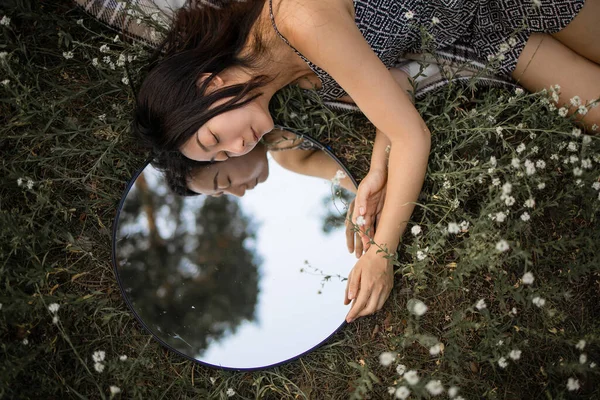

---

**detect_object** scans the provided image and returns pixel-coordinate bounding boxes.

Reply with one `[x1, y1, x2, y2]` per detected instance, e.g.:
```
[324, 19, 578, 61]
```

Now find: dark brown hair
[132, 0, 272, 157]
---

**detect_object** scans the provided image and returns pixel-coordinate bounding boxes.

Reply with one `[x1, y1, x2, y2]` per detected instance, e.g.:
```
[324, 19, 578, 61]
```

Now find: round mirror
[113, 133, 358, 370]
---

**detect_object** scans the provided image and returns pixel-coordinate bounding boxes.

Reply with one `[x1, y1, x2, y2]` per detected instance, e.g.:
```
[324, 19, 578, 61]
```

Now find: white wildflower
[98, 114, 107, 122]
[92, 351, 106, 363]
[504, 196, 515, 206]
[579, 354, 587, 364]
[379, 352, 395, 366]
[448, 387, 459, 398]
[100, 44, 110, 53]
[496, 126, 504, 135]
[592, 124, 598, 132]
[119, 355, 128, 361]
[121, 76, 129, 85]
[530, 146, 539, 155]
[581, 159, 592, 169]
[23, 338, 29, 345]
[425, 380, 444, 396]
[548, 103, 557, 111]
[331, 170, 346, 186]
[443, 179, 451, 189]
[92, 58, 99, 67]
[535, 160, 546, 169]
[411, 225, 422, 236]
[429, 343, 442, 355]
[592, 182, 600, 191]
[570, 155, 579, 164]
[537, 182, 546, 190]
[511, 158, 520, 168]
[578, 105, 588, 115]
[76, 19, 83, 26]
[396, 364, 407, 376]
[356, 215, 366, 227]
[490, 156, 497, 167]
[553, 84, 561, 92]
[495, 212, 507, 223]
[509, 349, 522, 360]
[532, 0, 542, 7]
[524, 159, 536, 175]
[395, 386, 410, 399]
[404, 10, 414, 19]
[532, 296, 546, 307]
[0, 16, 11, 26]
[516, 143, 526, 154]
[226, 388, 235, 397]
[110, 386, 121, 395]
[26, 179, 34, 190]
[450, 198, 460, 209]
[502, 182, 512, 194]
[497, 340, 504, 346]
[567, 378, 580, 391]
[403, 370, 420, 386]
[62, 51, 74, 59]
[94, 362, 105, 373]
[515, 87, 524, 96]
[511, 307, 518, 315]
[476, 299, 487, 310]
[522, 272, 534, 285]
[117, 53, 126, 67]
[460, 220, 469, 232]
[17, 178, 23, 186]
[109, 62, 116, 70]
[431, 16, 440, 25]
[492, 178, 501, 186]
[498, 357, 508, 368]
[102, 56, 111, 64]
[2, 79, 10, 86]
[524, 198, 535, 208]
[575, 340, 586, 350]
[48, 303, 60, 313]
[590, 362, 597, 368]
[567, 142, 578, 152]
[573, 167, 583, 177]
[570, 96, 581, 107]
[52, 316, 59, 324]
[113, 34, 119, 43]
[571, 128, 582, 138]
[408, 299, 428, 316]
[448, 222, 460, 234]
[558, 107, 568, 117]
[496, 239, 509, 252]
[416, 250, 427, 261]
[487, 115, 496, 124]
[508, 37, 518, 47]
[552, 91, 560, 103]
[388, 387, 397, 395]
[520, 212, 531, 221]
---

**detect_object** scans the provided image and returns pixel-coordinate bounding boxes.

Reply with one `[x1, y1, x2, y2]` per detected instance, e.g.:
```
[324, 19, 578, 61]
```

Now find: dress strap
[268, 0, 310, 63]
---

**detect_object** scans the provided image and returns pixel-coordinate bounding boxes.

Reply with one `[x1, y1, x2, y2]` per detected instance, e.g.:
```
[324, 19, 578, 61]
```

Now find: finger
[344, 276, 350, 305]
[346, 266, 361, 303]
[346, 200, 355, 253]
[357, 290, 381, 318]
[346, 288, 370, 323]
[355, 231, 363, 258]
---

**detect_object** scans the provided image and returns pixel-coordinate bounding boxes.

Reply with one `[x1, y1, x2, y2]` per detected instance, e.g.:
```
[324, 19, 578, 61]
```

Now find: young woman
[133, 0, 600, 323]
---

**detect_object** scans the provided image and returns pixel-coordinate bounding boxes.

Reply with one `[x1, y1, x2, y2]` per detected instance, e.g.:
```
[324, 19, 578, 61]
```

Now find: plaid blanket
[73, 0, 520, 113]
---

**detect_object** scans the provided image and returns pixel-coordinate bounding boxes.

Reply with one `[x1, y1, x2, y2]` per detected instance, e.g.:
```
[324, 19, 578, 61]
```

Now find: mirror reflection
[114, 133, 358, 370]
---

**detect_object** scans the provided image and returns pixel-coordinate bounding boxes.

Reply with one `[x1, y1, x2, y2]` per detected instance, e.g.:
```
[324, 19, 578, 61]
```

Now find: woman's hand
[345, 168, 387, 258]
[344, 246, 394, 322]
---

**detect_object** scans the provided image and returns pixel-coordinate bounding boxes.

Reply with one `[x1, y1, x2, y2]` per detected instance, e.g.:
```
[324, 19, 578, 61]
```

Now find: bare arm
[280, 0, 431, 321]
[268, 131, 356, 193]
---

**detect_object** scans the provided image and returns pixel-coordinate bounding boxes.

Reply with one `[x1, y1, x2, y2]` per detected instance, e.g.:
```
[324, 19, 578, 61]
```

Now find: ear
[197, 73, 225, 92]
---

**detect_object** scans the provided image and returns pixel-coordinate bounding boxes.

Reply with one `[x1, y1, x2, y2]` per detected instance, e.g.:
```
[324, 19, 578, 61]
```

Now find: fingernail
[359, 206, 365, 215]
[348, 291, 354, 299]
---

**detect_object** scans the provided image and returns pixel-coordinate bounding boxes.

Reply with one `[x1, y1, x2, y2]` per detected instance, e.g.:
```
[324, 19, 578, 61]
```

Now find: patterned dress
[269, 0, 586, 101]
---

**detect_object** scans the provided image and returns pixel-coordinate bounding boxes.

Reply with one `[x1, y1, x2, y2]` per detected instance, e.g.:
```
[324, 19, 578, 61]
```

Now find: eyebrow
[213, 171, 219, 192]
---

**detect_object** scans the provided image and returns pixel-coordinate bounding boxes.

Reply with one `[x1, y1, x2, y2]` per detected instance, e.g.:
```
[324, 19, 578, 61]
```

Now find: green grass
[1, 1, 599, 399]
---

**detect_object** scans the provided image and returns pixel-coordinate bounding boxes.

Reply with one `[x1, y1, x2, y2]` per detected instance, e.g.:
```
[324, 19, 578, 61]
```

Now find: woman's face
[187, 143, 269, 197]
[180, 95, 274, 162]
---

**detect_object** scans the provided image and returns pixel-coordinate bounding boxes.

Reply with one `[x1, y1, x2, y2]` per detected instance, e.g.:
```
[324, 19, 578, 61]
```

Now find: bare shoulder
[271, 0, 355, 34]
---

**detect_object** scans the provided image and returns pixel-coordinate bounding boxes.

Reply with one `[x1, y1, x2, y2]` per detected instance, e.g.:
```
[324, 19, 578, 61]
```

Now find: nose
[227, 136, 247, 155]
[227, 184, 247, 197]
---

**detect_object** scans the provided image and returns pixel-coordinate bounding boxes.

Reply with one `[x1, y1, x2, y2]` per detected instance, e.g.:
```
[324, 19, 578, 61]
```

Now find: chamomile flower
[475, 299, 487, 310]
[509, 349, 522, 360]
[396, 364, 407, 375]
[425, 380, 444, 396]
[532, 296, 546, 307]
[395, 386, 410, 399]
[496, 240, 509, 252]
[403, 370, 420, 385]
[498, 357, 508, 368]
[411, 225, 422, 236]
[379, 352, 395, 366]
[448, 222, 460, 234]
[522, 272, 534, 284]
[567, 378, 580, 391]
[558, 107, 568, 117]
